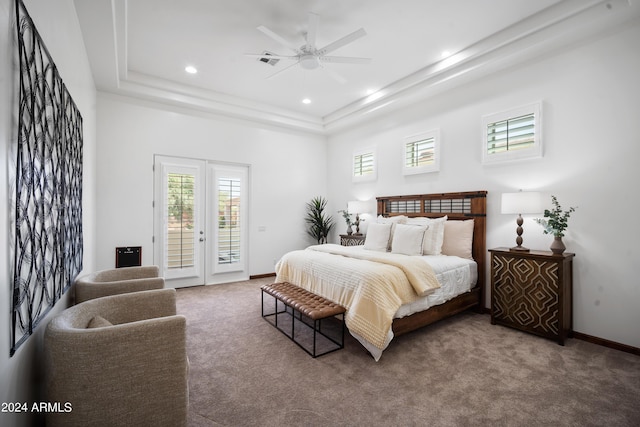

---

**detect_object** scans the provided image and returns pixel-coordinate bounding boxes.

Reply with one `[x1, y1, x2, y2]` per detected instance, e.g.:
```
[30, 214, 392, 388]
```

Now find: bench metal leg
[261, 291, 345, 358]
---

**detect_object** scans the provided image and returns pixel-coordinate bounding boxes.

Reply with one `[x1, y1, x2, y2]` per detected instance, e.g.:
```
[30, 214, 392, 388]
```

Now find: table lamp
[501, 191, 542, 252]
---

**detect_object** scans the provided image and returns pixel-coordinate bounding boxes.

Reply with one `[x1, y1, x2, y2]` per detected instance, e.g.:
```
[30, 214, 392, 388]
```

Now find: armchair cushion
[86, 315, 112, 328]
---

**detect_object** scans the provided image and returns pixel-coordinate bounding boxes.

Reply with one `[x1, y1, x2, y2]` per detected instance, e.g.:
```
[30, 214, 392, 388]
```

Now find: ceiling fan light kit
[300, 54, 320, 70]
[247, 12, 370, 82]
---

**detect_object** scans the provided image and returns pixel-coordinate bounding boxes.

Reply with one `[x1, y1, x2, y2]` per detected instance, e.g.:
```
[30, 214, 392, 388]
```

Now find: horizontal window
[353, 148, 377, 182]
[403, 129, 440, 175]
[482, 102, 542, 164]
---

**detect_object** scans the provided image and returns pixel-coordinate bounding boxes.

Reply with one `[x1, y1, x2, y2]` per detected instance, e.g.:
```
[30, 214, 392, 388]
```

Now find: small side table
[489, 247, 575, 345]
[340, 234, 365, 246]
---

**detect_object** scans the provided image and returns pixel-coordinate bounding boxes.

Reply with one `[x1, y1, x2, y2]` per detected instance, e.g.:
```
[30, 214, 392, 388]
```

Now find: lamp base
[509, 245, 530, 252]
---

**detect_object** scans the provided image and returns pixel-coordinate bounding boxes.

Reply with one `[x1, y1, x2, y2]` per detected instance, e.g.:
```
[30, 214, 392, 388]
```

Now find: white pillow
[376, 215, 407, 223]
[441, 219, 475, 260]
[376, 215, 407, 250]
[406, 216, 447, 255]
[391, 224, 427, 256]
[364, 222, 393, 252]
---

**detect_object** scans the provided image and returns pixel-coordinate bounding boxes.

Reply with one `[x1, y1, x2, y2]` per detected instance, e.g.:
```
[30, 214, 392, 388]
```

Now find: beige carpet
[177, 277, 640, 427]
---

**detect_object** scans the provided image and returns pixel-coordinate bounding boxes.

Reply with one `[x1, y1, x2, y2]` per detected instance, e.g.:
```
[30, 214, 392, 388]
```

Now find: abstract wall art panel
[11, 0, 83, 355]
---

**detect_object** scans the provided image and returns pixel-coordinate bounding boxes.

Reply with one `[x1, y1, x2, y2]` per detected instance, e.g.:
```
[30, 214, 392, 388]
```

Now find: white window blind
[354, 152, 374, 176]
[217, 176, 241, 266]
[405, 137, 435, 167]
[353, 148, 376, 182]
[166, 173, 196, 269]
[403, 129, 440, 175]
[482, 102, 542, 164]
[486, 113, 535, 154]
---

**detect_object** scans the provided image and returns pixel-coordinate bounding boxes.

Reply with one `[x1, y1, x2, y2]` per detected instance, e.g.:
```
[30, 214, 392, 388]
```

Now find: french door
[154, 156, 249, 288]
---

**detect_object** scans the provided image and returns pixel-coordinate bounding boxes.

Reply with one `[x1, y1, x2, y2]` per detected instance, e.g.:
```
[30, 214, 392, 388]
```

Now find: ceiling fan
[246, 12, 371, 83]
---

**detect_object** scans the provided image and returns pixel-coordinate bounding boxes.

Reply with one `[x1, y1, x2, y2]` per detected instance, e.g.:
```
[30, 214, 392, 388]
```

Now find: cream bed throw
[274, 244, 440, 350]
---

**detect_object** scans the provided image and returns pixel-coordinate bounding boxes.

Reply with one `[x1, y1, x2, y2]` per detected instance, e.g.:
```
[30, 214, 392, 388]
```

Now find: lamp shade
[348, 200, 372, 214]
[501, 192, 542, 215]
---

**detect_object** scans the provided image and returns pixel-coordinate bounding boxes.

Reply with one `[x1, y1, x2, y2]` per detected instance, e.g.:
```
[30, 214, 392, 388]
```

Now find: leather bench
[261, 282, 346, 357]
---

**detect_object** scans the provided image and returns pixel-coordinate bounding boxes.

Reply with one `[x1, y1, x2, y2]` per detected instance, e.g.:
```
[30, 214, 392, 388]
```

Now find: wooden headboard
[376, 191, 488, 309]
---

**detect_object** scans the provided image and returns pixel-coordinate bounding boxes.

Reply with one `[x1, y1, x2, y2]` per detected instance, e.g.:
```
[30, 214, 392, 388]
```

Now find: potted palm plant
[305, 196, 334, 244]
[534, 195, 577, 254]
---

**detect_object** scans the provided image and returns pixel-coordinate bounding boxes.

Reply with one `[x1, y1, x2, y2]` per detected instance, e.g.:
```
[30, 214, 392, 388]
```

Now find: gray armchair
[44, 288, 188, 427]
[74, 265, 164, 303]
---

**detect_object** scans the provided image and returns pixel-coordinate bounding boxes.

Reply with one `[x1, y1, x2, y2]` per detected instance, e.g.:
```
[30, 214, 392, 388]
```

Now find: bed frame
[376, 190, 487, 336]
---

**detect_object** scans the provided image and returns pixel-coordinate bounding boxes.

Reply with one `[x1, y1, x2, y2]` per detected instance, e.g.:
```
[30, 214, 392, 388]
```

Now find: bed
[275, 191, 487, 360]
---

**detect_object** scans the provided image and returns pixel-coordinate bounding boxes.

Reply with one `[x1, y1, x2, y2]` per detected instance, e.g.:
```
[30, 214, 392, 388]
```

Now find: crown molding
[91, 0, 638, 135]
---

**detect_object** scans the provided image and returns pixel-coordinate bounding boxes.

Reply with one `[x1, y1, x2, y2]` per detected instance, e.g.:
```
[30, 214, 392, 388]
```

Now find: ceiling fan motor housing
[300, 53, 320, 69]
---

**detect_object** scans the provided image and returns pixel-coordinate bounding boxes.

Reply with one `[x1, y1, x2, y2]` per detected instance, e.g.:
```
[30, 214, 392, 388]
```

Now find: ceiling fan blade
[265, 60, 300, 80]
[245, 53, 299, 61]
[320, 65, 347, 84]
[320, 56, 371, 64]
[318, 28, 366, 55]
[257, 25, 299, 53]
[305, 12, 319, 50]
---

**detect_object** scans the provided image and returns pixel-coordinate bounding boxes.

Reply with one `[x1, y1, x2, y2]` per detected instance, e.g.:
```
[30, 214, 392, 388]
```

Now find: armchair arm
[94, 288, 177, 324]
[96, 265, 160, 281]
[75, 276, 165, 303]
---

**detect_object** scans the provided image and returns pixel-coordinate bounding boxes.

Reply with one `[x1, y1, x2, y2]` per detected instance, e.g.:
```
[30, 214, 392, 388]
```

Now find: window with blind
[217, 176, 241, 266]
[211, 164, 248, 275]
[403, 129, 440, 175]
[166, 173, 196, 269]
[482, 102, 542, 164]
[353, 148, 376, 182]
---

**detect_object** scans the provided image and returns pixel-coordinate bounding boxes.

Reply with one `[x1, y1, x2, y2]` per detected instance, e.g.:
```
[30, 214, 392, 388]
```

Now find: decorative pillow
[406, 216, 447, 255]
[376, 215, 407, 250]
[441, 219, 475, 260]
[391, 224, 428, 256]
[86, 315, 113, 329]
[376, 215, 407, 224]
[364, 222, 393, 252]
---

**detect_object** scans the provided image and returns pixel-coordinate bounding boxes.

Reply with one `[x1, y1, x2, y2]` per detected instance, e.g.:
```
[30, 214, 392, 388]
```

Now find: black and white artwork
[11, 0, 83, 356]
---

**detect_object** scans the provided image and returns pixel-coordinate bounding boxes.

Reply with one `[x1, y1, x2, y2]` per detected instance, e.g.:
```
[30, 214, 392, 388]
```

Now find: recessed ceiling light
[185, 65, 198, 74]
[302, 98, 311, 104]
[365, 89, 384, 102]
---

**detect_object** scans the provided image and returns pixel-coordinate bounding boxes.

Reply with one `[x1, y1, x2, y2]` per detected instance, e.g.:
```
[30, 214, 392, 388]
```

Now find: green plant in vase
[337, 209, 353, 235]
[534, 195, 577, 254]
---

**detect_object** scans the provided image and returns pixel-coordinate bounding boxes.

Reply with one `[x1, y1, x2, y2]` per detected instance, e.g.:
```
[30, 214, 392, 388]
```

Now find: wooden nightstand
[339, 234, 365, 246]
[489, 247, 575, 345]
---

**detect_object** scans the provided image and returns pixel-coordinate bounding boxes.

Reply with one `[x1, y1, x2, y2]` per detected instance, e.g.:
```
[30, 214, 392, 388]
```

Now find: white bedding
[346, 247, 476, 360]
[275, 245, 477, 361]
[395, 252, 477, 318]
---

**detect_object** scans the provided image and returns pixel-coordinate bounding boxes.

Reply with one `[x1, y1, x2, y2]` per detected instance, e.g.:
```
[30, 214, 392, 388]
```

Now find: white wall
[327, 21, 640, 349]
[96, 94, 327, 278]
[0, 0, 96, 426]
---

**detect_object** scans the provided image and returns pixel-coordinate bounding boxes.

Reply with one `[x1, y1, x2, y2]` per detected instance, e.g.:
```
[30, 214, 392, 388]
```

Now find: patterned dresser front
[339, 234, 366, 246]
[489, 248, 575, 345]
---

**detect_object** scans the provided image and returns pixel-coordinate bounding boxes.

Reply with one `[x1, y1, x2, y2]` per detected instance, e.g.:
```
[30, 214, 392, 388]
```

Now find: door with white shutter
[154, 156, 249, 287]
[154, 156, 206, 287]
[205, 163, 249, 284]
